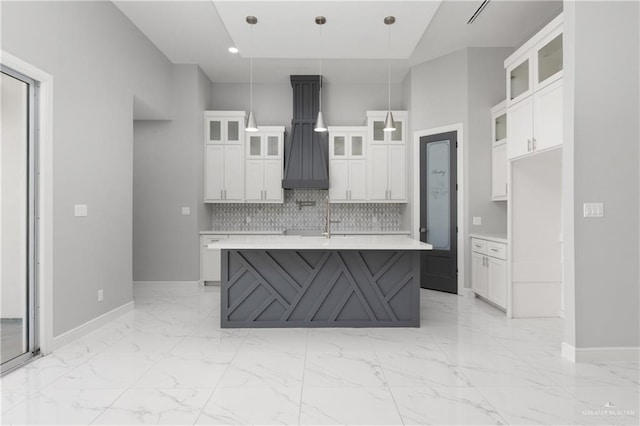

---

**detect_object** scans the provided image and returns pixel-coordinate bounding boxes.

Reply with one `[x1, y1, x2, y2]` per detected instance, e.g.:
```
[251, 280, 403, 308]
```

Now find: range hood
[282, 75, 329, 189]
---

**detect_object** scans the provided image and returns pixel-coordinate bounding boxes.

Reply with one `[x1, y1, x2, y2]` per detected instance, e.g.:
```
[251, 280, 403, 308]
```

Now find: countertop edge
[469, 233, 508, 244]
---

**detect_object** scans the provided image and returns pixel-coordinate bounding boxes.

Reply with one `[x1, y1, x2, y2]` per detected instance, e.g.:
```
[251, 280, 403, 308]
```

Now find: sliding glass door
[1, 66, 39, 374]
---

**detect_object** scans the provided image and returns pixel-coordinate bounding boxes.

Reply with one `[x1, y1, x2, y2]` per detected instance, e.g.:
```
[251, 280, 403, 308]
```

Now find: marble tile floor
[1, 283, 638, 425]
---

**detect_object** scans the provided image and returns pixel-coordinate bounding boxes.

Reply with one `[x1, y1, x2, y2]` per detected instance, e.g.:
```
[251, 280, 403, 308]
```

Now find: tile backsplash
[211, 189, 402, 232]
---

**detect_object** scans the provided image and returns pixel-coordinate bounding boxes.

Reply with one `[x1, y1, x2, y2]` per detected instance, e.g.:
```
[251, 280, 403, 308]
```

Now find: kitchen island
[208, 235, 432, 328]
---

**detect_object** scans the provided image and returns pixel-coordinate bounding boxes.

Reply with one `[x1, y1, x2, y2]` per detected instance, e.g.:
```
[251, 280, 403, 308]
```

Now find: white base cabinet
[470, 237, 508, 311]
[200, 235, 229, 283]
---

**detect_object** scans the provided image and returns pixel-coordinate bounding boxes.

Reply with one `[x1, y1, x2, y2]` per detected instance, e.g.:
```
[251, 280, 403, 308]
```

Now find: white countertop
[469, 233, 508, 244]
[208, 235, 433, 251]
[201, 230, 411, 236]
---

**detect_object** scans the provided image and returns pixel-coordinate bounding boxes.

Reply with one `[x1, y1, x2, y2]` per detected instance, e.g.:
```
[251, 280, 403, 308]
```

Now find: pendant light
[314, 16, 327, 132]
[245, 16, 258, 132]
[383, 16, 396, 132]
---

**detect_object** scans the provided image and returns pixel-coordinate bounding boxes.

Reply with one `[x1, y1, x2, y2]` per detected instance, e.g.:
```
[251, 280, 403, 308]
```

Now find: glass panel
[510, 59, 529, 100]
[495, 113, 507, 141]
[538, 34, 563, 83]
[227, 120, 239, 142]
[426, 140, 450, 250]
[334, 136, 345, 156]
[267, 136, 279, 156]
[1, 72, 29, 365]
[373, 121, 385, 141]
[250, 136, 261, 156]
[391, 120, 403, 141]
[209, 120, 221, 141]
[351, 136, 363, 156]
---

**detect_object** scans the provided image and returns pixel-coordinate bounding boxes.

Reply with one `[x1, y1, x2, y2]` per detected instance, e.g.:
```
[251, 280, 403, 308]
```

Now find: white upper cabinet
[328, 127, 367, 202]
[244, 126, 284, 203]
[505, 14, 563, 160]
[205, 111, 245, 144]
[366, 111, 408, 145]
[505, 14, 563, 106]
[368, 144, 407, 202]
[204, 111, 246, 203]
[491, 100, 508, 201]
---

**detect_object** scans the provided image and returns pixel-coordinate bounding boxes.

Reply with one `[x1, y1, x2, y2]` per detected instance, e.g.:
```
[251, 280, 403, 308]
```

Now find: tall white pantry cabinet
[204, 111, 245, 202]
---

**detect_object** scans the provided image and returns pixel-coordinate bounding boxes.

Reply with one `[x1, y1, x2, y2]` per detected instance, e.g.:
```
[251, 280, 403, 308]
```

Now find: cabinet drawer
[487, 242, 507, 260]
[202, 235, 229, 246]
[471, 238, 488, 254]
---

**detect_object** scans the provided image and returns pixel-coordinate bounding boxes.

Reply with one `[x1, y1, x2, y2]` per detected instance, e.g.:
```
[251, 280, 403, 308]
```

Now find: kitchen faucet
[323, 195, 331, 239]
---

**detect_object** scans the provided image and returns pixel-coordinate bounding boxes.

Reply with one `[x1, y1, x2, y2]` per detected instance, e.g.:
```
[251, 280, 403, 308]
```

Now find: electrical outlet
[98, 289, 104, 302]
[583, 202, 604, 218]
[74, 204, 88, 217]
[472, 216, 482, 225]
[181, 207, 190, 216]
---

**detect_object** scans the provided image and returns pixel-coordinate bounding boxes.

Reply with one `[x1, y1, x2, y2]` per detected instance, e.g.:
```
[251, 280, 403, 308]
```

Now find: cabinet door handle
[224, 189, 227, 199]
[346, 190, 349, 199]
[532, 138, 537, 151]
[505, 182, 508, 194]
[527, 139, 532, 152]
[389, 190, 392, 199]
[220, 189, 224, 199]
[490, 248, 499, 252]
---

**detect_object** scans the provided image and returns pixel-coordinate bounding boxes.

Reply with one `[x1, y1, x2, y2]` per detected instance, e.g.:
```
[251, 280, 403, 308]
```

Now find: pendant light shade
[383, 16, 396, 132]
[314, 16, 328, 133]
[245, 16, 258, 132]
[315, 111, 327, 132]
[246, 111, 257, 132]
[383, 111, 396, 132]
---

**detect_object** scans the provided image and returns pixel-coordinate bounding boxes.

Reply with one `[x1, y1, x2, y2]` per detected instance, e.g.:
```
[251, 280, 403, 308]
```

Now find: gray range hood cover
[282, 75, 329, 189]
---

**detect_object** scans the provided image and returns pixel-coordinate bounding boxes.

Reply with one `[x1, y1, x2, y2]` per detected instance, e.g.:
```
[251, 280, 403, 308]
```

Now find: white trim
[133, 281, 200, 286]
[50, 301, 134, 352]
[460, 288, 475, 298]
[1, 51, 54, 355]
[412, 123, 465, 294]
[562, 342, 640, 363]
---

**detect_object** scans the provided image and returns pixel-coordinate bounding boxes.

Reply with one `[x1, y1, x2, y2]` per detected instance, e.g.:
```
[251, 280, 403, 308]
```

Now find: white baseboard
[133, 281, 200, 286]
[562, 342, 640, 363]
[460, 288, 475, 297]
[50, 301, 134, 352]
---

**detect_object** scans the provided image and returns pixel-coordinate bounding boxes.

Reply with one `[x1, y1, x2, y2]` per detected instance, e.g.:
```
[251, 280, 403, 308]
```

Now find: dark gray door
[419, 131, 457, 293]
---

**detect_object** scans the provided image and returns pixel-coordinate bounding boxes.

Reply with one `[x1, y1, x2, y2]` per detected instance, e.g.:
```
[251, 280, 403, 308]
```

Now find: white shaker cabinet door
[471, 251, 489, 298]
[205, 145, 224, 200]
[492, 142, 508, 200]
[488, 257, 508, 309]
[348, 160, 367, 201]
[244, 159, 264, 201]
[368, 145, 389, 201]
[388, 145, 406, 201]
[534, 79, 563, 152]
[329, 159, 350, 201]
[507, 97, 534, 160]
[223, 145, 244, 201]
[263, 160, 283, 202]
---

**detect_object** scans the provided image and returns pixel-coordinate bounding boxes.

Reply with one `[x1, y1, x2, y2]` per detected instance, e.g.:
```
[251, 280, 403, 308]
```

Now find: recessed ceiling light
[228, 46, 239, 54]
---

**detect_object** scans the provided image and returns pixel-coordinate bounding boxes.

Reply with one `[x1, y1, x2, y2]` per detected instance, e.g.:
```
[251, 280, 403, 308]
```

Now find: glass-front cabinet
[246, 128, 283, 159]
[328, 127, 367, 202]
[205, 112, 245, 144]
[367, 111, 407, 145]
[506, 15, 563, 105]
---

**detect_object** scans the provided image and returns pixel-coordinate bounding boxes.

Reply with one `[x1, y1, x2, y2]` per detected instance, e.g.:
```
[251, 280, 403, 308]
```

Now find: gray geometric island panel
[221, 249, 420, 328]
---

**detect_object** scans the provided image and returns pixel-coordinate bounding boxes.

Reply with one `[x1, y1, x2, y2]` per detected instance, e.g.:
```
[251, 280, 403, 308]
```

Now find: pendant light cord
[250, 24, 254, 114]
[387, 23, 391, 112]
[319, 23, 323, 112]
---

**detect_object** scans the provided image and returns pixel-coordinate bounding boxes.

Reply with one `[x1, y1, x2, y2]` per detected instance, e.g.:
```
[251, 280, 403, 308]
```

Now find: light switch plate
[181, 207, 190, 216]
[472, 216, 482, 225]
[583, 202, 604, 218]
[74, 204, 88, 217]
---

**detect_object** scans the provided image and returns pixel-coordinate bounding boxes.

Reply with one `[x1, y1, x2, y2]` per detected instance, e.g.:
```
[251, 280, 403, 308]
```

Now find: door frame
[412, 124, 465, 295]
[1, 50, 54, 356]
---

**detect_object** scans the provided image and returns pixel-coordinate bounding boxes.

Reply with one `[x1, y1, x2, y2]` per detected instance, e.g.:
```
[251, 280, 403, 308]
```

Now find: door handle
[419, 227, 427, 233]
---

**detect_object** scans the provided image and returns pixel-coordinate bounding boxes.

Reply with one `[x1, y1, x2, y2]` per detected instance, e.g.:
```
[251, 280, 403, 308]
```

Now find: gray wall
[133, 65, 213, 282]
[210, 81, 404, 134]
[408, 48, 511, 288]
[1, 1, 174, 336]
[564, 1, 640, 348]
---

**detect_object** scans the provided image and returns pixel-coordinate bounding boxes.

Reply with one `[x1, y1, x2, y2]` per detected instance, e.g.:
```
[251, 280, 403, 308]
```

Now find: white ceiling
[113, 0, 562, 84]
